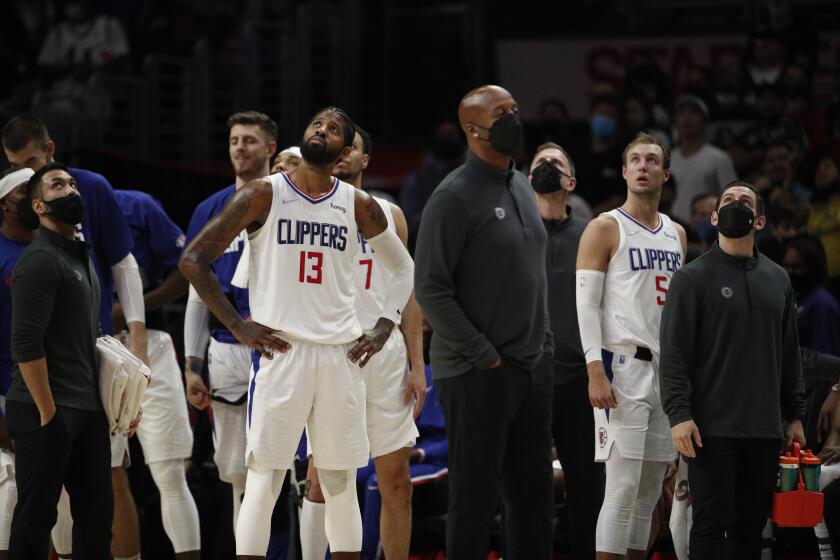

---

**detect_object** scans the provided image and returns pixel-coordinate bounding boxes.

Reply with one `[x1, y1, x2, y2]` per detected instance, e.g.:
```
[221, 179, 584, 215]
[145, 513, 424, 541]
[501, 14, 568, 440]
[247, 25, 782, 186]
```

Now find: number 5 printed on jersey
[655, 274, 669, 305]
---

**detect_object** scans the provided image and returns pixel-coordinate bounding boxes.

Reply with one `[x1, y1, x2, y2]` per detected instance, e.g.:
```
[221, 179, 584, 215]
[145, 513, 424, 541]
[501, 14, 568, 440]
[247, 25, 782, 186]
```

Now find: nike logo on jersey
[280, 198, 298, 204]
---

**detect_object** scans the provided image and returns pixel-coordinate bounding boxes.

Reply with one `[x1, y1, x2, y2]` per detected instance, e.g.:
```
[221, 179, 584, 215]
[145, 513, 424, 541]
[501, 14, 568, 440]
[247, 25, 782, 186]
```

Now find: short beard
[301, 140, 342, 168]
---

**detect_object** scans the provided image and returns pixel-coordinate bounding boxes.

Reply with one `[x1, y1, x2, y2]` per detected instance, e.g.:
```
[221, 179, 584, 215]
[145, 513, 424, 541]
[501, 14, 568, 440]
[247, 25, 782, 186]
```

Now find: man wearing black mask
[660, 180, 806, 559]
[415, 85, 554, 559]
[529, 142, 603, 559]
[7, 163, 113, 559]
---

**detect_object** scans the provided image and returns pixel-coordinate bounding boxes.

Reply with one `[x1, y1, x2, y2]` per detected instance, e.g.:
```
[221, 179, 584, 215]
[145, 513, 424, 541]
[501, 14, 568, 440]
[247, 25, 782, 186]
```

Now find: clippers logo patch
[495, 207, 506, 220]
[721, 286, 734, 298]
[599, 427, 608, 448]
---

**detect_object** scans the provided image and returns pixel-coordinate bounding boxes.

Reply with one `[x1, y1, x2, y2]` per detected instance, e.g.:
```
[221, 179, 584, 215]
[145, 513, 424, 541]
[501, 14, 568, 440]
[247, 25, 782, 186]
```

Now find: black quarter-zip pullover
[659, 241, 805, 438]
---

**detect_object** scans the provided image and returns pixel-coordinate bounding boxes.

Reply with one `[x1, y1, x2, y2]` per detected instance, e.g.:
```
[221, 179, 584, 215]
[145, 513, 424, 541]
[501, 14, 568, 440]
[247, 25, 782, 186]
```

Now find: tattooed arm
[179, 180, 288, 359]
[348, 190, 415, 366]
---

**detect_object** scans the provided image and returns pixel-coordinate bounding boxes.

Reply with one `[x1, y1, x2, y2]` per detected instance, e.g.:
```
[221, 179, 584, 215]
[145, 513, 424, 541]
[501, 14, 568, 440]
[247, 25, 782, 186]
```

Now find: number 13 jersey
[247, 172, 362, 344]
[601, 208, 683, 357]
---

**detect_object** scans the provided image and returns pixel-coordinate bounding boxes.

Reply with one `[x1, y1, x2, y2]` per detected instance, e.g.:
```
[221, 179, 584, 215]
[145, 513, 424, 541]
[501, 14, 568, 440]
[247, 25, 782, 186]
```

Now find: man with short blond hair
[576, 132, 687, 560]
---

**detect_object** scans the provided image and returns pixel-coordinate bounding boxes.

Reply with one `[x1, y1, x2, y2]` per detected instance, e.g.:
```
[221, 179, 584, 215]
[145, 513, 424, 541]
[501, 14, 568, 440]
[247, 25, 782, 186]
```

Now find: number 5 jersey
[601, 207, 683, 357]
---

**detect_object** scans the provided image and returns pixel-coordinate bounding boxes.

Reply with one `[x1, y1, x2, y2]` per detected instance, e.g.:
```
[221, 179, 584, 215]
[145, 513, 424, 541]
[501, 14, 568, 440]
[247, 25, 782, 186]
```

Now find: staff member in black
[529, 142, 602, 560]
[7, 163, 112, 559]
[660, 180, 806, 559]
[415, 85, 554, 560]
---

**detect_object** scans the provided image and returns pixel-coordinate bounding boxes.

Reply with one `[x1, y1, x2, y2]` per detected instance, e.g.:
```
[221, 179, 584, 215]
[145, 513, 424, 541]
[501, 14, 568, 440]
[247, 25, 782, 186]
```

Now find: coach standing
[415, 85, 554, 560]
[660, 181, 806, 559]
[7, 163, 112, 559]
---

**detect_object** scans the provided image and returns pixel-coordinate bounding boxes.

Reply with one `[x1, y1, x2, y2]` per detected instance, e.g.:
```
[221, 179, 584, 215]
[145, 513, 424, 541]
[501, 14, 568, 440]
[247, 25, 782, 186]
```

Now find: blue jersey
[0, 233, 30, 396]
[70, 167, 134, 335]
[185, 185, 250, 344]
[114, 190, 185, 292]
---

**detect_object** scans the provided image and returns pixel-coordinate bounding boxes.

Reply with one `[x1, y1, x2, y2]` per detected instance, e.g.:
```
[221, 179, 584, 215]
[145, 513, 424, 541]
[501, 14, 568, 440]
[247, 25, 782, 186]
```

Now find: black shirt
[659, 242, 805, 439]
[9, 227, 102, 411]
[415, 151, 553, 380]
[544, 208, 589, 385]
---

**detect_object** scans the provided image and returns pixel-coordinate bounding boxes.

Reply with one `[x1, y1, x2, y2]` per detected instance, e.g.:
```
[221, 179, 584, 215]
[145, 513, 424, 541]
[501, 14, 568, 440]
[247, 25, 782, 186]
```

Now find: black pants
[687, 437, 779, 560]
[436, 358, 554, 560]
[6, 401, 113, 560]
[552, 375, 604, 560]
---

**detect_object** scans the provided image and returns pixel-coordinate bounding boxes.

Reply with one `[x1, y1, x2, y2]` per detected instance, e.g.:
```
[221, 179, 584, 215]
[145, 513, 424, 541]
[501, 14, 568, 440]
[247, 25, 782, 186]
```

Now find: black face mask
[716, 201, 756, 239]
[477, 112, 523, 157]
[43, 193, 85, 225]
[530, 161, 564, 194]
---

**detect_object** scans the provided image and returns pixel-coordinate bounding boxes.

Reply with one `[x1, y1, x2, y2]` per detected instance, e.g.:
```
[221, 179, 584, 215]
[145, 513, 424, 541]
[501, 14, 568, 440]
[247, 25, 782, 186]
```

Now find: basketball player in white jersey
[298, 127, 426, 560]
[180, 107, 414, 560]
[575, 132, 687, 560]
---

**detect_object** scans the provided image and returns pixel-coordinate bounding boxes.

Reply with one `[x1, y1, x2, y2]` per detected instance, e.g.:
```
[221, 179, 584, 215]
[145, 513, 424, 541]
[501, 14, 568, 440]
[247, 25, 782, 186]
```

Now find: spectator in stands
[669, 94, 737, 222]
[784, 235, 839, 355]
[574, 93, 625, 214]
[400, 120, 465, 252]
[809, 156, 840, 295]
[623, 92, 670, 149]
[357, 365, 447, 560]
[759, 191, 810, 263]
[742, 83, 809, 153]
[743, 32, 787, 89]
[713, 57, 750, 119]
[763, 139, 811, 200]
[624, 53, 672, 129]
[34, 0, 131, 150]
[526, 97, 574, 159]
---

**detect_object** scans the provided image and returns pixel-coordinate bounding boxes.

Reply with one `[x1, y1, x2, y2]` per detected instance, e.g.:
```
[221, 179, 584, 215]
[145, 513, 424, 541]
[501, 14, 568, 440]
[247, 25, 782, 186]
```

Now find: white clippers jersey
[601, 208, 683, 356]
[354, 196, 399, 330]
[246, 172, 362, 344]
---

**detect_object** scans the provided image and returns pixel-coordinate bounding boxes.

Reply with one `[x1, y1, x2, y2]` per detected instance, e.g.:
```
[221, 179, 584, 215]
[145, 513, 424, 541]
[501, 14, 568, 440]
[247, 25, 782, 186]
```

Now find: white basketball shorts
[207, 338, 251, 482]
[594, 347, 675, 463]
[134, 330, 193, 464]
[364, 330, 417, 458]
[246, 338, 369, 471]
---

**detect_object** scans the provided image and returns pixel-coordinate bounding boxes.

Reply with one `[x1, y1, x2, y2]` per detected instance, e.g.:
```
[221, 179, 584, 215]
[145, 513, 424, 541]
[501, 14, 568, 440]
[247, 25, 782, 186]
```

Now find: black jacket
[415, 151, 553, 380]
[659, 242, 805, 439]
[9, 227, 102, 411]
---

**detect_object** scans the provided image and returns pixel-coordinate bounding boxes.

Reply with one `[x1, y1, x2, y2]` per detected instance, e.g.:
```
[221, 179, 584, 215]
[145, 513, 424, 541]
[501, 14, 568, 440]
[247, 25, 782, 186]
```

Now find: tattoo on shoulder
[365, 197, 387, 228]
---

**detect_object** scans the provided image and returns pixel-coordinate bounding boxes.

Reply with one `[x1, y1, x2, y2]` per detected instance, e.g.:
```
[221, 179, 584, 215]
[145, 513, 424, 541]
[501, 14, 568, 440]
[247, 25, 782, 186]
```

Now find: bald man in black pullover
[415, 85, 554, 560]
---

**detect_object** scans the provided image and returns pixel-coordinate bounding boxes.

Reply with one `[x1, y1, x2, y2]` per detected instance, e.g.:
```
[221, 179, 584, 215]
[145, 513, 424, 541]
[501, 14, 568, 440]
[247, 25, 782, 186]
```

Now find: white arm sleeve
[576, 269, 606, 364]
[184, 285, 211, 359]
[112, 253, 146, 325]
[365, 228, 414, 325]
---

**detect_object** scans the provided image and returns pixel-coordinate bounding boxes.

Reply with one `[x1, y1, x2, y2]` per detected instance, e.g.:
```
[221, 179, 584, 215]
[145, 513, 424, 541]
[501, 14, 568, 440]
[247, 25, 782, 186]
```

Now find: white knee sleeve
[235, 468, 285, 556]
[148, 459, 200, 553]
[51, 487, 73, 556]
[300, 498, 329, 560]
[318, 468, 362, 553]
[230, 472, 247, 532]
[596, 449, 645, 555]
[627, 460, 668, 551]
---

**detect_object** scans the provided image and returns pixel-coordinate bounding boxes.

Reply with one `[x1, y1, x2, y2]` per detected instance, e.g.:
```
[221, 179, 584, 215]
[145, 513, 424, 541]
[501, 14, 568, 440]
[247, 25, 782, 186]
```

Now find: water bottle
[800, 450, 821, 492]
[777, 452, 799, 492]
